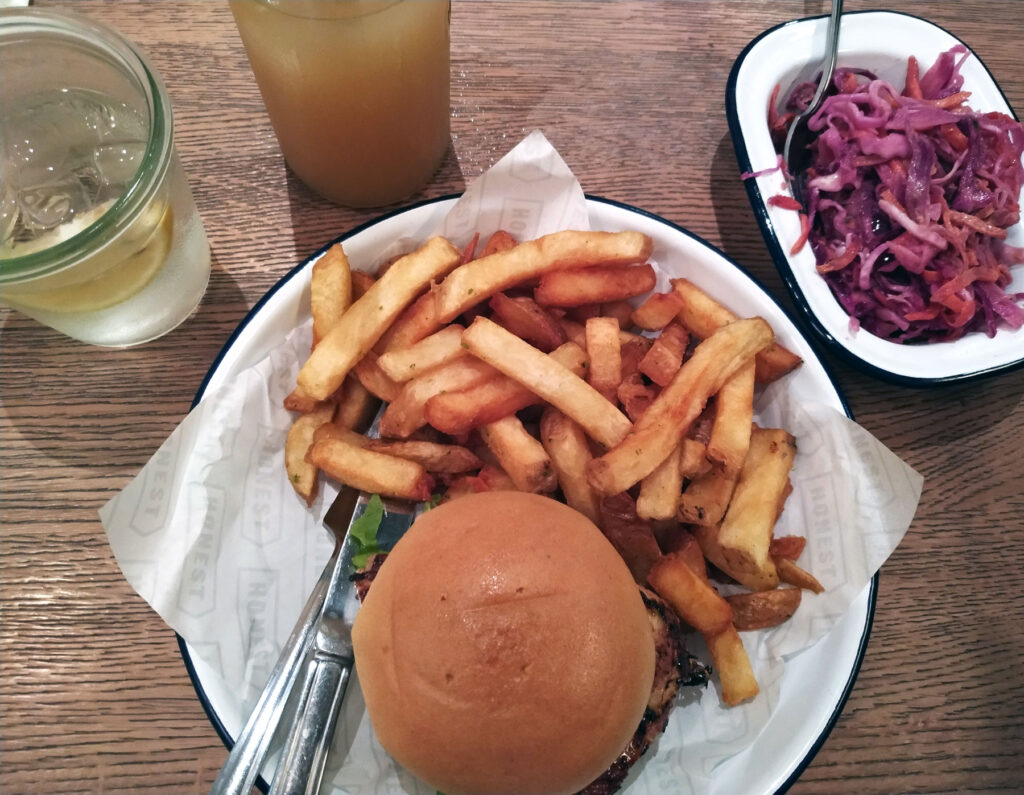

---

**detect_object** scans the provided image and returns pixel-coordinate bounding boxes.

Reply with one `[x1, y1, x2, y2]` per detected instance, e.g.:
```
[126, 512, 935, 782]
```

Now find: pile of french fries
[283, 227, 824, 706]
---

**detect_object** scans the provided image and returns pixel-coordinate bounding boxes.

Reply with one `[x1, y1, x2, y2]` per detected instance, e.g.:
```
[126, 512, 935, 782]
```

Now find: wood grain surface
[2, 1, 1022, 793]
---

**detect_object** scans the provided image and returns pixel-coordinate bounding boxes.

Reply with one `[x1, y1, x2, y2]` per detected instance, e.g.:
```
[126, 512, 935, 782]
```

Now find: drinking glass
[0, 8, 211, 347]
[229, 0, 451, 208]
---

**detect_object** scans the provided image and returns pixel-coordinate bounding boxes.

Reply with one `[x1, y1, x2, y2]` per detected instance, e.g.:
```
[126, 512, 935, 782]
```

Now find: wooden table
[2, 1, 1022, 793]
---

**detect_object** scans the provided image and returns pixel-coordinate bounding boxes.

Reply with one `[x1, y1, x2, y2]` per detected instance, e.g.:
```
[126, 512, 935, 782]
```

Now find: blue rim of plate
[176, 193, 877, 794]
[725, 9, 1024, 387]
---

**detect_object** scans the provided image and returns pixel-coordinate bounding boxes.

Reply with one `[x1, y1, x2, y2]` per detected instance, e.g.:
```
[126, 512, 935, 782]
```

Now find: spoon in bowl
[782, 0, 844, 205]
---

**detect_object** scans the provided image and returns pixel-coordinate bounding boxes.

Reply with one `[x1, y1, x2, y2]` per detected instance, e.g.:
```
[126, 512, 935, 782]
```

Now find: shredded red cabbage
[769, 46, 1024, 343]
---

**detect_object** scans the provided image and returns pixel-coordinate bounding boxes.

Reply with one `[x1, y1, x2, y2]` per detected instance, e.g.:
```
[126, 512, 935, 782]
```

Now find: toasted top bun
[352, 491, 656, 795]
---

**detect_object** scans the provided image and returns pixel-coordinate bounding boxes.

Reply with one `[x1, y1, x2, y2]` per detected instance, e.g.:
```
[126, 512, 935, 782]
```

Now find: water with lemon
[0, 88, 209, 346]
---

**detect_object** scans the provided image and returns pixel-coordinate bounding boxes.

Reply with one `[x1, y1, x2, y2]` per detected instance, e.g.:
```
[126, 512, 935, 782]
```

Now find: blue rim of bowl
[725, 9, 1024, 388]
[176, 193, 876, 794]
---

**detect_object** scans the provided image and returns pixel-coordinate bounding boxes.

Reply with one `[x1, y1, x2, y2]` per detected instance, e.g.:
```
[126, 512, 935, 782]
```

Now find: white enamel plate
[180, 196, 874, 794]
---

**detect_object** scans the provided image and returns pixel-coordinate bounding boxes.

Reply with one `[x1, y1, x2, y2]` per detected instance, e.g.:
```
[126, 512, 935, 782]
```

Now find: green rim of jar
[0, 8, 173, 284]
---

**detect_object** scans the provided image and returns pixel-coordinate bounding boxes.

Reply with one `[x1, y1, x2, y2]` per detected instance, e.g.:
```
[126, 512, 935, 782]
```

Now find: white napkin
[100, 130, 922, 794]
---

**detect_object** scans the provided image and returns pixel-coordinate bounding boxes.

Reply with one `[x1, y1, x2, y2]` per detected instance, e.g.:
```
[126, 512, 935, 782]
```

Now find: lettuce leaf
[350, 494, 384, 569]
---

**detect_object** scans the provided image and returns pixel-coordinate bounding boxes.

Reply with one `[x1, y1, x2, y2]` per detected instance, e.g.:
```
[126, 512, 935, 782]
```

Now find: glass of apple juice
[229, 0, 451, 208]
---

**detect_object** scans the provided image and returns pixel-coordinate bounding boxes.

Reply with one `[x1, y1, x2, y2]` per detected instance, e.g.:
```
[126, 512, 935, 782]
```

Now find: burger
[351, 491, 707, 795]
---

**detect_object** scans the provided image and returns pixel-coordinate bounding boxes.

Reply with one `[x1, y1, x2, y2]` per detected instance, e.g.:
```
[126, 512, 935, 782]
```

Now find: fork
[207, 486, 358, 795]
[267, 518, 357, 795]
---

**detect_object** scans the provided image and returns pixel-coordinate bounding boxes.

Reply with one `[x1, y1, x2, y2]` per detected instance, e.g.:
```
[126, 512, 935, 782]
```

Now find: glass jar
[0, 8, 211, 347]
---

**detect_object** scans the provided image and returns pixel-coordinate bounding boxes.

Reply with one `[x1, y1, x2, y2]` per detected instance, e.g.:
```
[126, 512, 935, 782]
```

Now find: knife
[207, 518, 345, 795]
[269, 477, 420, 793]
[209, 408, 418, 795]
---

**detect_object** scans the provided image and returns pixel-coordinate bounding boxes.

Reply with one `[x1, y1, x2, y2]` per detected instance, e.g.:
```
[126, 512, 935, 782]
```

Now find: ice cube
[2, 108, 72, 188]
[17, 177, 91, 232]
[93, 142, 145, 187]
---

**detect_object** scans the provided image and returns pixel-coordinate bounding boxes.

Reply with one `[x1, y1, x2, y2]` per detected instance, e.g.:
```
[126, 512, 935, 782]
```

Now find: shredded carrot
[768, 195, 803, 211]
[945, 297, 977, 329]
[887, 158, 909, 181]
[947, 210, 1009, 239]
[767, 83, 782, 130]
[904, 306, 942, 322]
[939, 123, 969, 152]
[790, 212, 811, 255]
[840, 72, 858, 94]
[927, 91, 972, 110]
[879, 186, 906, 214]
[816, 238, 862, 274]
[904, 56, 923, 99]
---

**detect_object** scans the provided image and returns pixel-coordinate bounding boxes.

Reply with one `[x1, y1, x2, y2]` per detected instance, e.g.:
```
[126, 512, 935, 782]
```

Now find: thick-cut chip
[461, 317, 633, 449]
[283, 386, 322, 414]
[585, 316, 622, 403]
[632, 290, 684, 330]
[362, 439, 482, 474]
[350, 269, 376, 299]
[311, 421, 366, 447]
[310, 244, 352, 348]
[307, 438, 433, 501]
[704, 625, 759, 705]
[489, 293, 567, 352]
[424, 342, 588, 434]
[333, 377, 380, 432]
[601, 300, 635, 330]
[478, 229, 518, 258]
[477, 462, 518, 491]
[726, 589, 802, 631]
[353, 351, 402, 403]
[619, 335, 653, 377]
[459, 232, 480, 264]
[656, 528, 710, 584]
[678, 469, 737, 526]
[598, 494, 664, 585]
[705, 360, 755, 476]
[539, 407, 601, 524]
[534, 263, 657, 307]
[617, 372, 659, 422]
[378, 291, 440, 353]
[557, 317, 586, 348]
[769, 535, 807, 561]
[637, 322, 688, 387]
[479, 415, 556, 493]
[567, 303, 602, 322]
[671, 278, 802, 383]
[587, 317, 774, 495]
[775, 557, 825, 594]
[380, 356, 497, 439]
[678, 438, 712, 479]
[560, 318, 640, 350]
[435, 230, 653, 323]
[689, 523, 776, 592]
[377, 325, 466, 383]
[647, 553, 733, 635]
[284, 403, 336, 505]
[717, 427, 797, 591]
[636, 442, 684, 521]
[297, 237, 461, 400]
[441, 475, 483, 503]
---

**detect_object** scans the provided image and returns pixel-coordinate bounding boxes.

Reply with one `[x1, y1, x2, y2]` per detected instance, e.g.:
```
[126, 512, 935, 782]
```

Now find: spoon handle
[807, 0, 844, 114]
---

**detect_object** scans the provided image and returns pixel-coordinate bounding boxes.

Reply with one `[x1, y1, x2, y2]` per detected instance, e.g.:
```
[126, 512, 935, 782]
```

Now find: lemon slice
[5, 205, 174, 313]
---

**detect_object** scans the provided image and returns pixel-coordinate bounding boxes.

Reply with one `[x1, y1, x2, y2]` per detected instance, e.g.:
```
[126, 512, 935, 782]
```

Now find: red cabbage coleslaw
[765, 46, 1024, 344]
